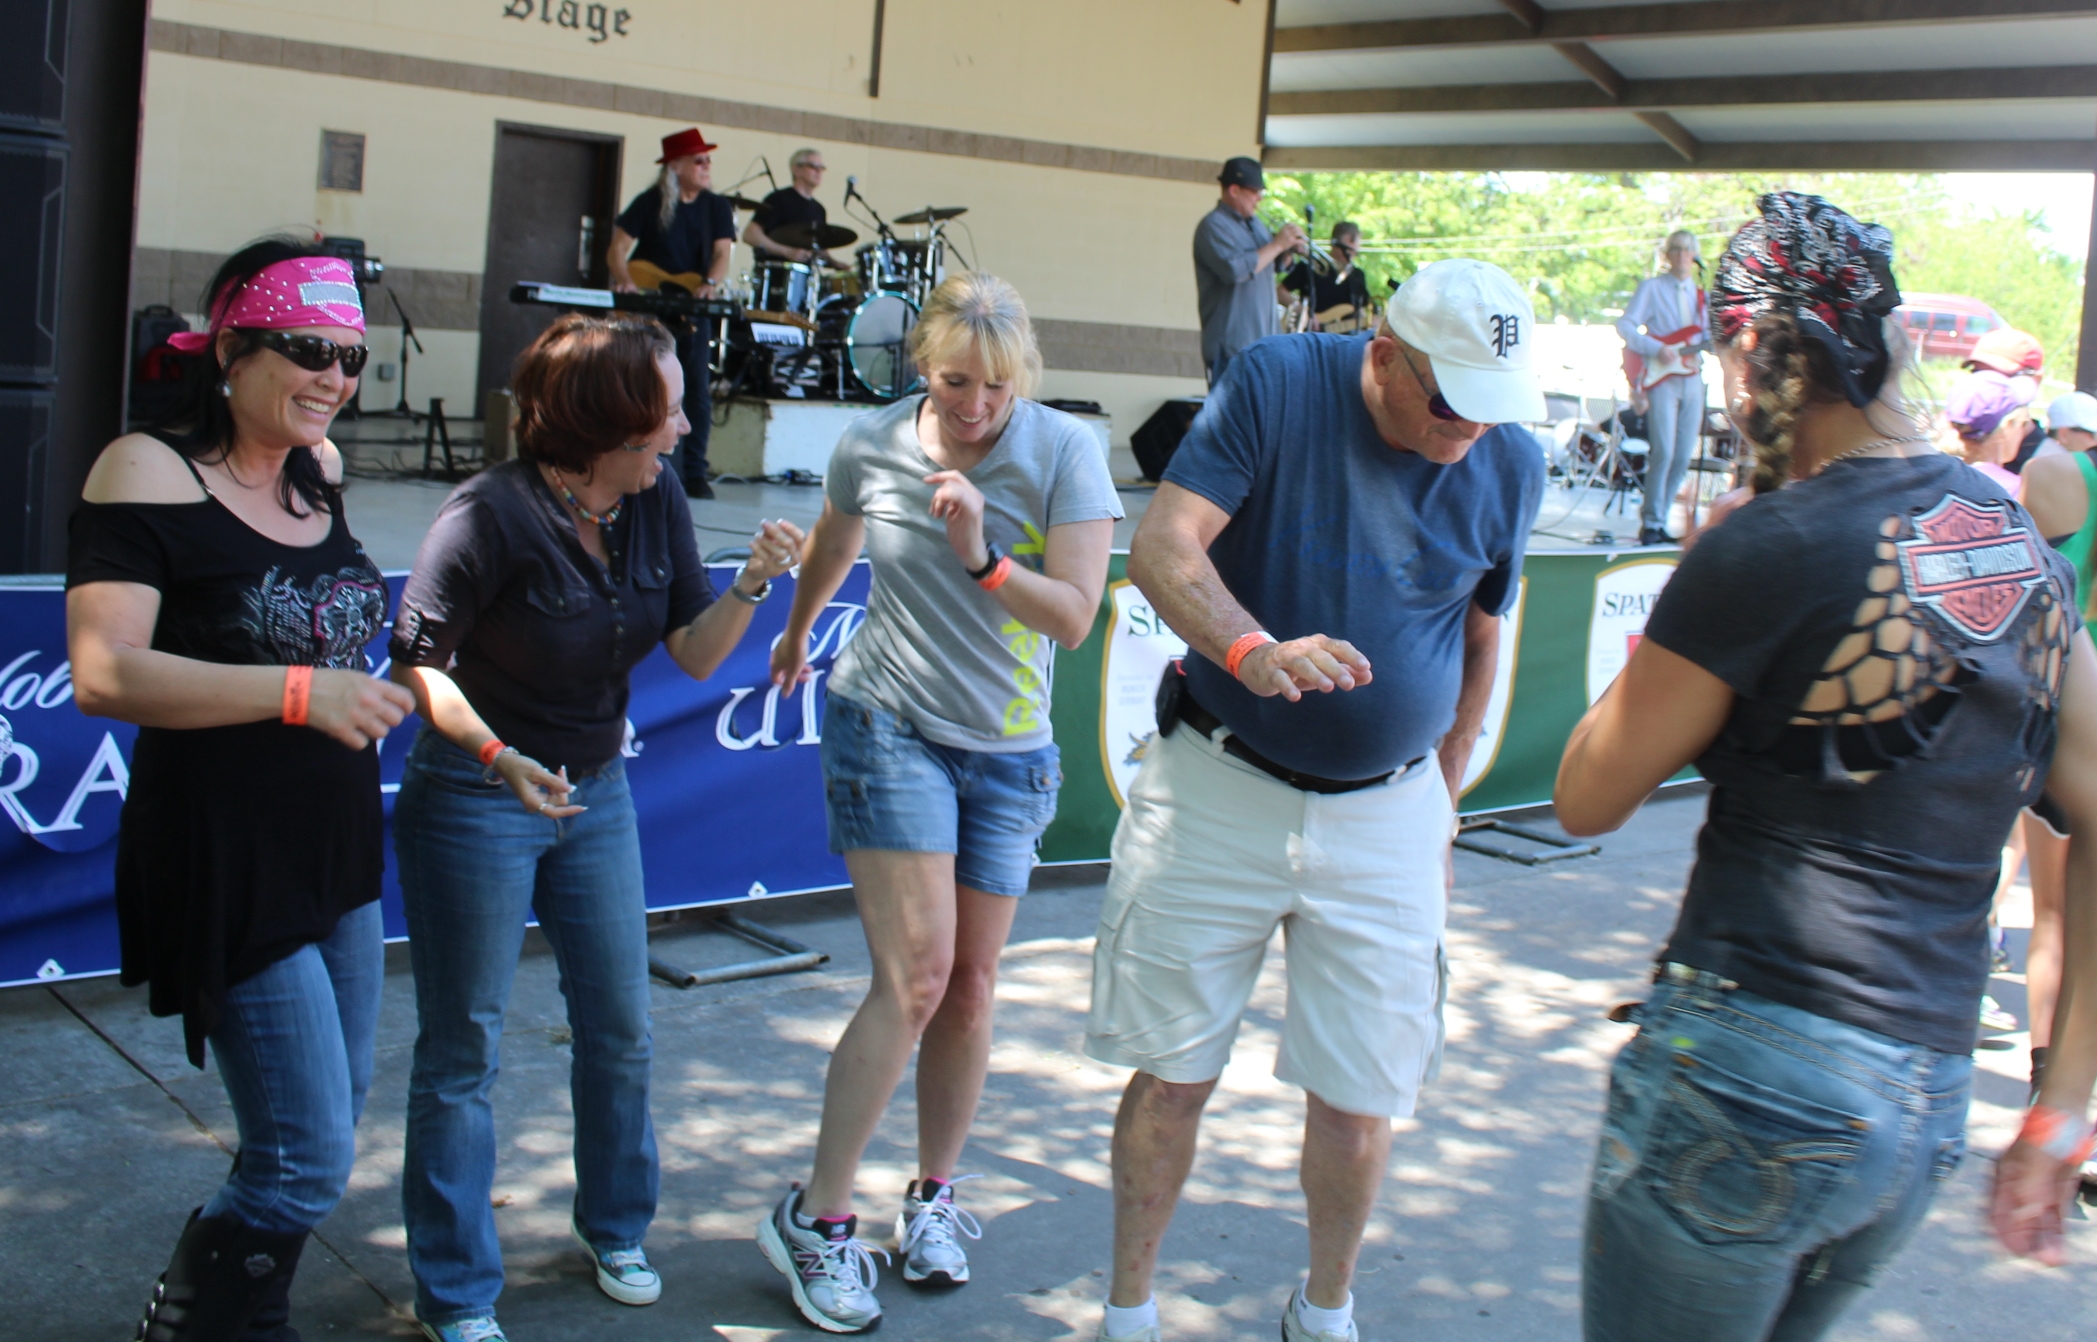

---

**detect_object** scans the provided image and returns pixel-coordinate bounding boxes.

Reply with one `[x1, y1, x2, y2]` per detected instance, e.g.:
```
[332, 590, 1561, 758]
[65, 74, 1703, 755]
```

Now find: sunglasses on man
[256, 331, 370, 377]
[1398, 343, 1464, 422]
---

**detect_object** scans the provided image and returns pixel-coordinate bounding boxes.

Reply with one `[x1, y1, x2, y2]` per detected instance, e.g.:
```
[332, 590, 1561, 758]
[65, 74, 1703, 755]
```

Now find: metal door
[475, 123, 621, 406]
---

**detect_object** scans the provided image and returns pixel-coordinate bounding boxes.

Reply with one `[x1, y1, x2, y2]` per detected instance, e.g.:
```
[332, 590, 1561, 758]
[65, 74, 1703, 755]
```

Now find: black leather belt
[1171, 676, 1414, 796]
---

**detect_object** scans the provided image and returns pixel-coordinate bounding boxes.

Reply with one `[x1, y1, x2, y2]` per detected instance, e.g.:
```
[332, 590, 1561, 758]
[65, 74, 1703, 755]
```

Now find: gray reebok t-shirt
[826, 396, 1124, 752]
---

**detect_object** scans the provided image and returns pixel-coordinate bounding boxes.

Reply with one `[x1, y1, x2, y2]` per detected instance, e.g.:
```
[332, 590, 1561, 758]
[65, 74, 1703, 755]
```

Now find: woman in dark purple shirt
[387, 314, 801, 1341]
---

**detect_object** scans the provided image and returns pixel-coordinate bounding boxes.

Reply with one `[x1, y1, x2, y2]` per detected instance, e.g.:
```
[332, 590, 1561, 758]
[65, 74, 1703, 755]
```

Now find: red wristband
[977, 555, 1013, 592]
[1224, 631, 1276, 680]
[478, 738, 508, 768]
[281, 666, 312, 726]
[2020, 1104, 2096, 1165]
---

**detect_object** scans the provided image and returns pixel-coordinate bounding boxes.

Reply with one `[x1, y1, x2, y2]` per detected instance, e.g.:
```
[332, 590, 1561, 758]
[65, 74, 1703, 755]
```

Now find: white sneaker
[756, 1185, 886, 1334]
[894, 1175, 983, 1288]
[1980, 995, 2019, 1033]
[571, 1219, 661, 1305]
[1281, 1287, 1359, 1342]
[1097, 1322, 1161, 1342]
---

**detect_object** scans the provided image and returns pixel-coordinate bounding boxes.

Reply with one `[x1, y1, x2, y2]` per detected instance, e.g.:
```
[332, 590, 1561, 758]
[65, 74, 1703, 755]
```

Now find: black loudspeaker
[0, 134, 65, 385]
[0, 0, 67, 135]
[0, 389, 53, 573]
[1132, 397, 1205, 482]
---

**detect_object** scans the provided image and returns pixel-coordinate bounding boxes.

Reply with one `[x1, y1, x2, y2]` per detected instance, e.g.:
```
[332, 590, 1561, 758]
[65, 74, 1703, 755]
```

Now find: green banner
[1039, 549, 1683, 862]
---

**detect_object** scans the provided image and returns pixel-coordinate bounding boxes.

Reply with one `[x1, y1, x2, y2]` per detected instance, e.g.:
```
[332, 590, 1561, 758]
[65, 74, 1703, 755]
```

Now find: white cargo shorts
[1085, 721, 1451, 1118]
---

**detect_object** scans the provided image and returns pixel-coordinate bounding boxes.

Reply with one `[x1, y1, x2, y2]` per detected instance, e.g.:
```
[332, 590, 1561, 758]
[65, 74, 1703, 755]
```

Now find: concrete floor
[9, 788, 2097, 1341]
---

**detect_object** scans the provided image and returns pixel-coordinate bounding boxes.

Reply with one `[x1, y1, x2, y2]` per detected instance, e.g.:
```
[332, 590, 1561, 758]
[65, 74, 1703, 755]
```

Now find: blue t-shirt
[1163, 333, 1544, 779]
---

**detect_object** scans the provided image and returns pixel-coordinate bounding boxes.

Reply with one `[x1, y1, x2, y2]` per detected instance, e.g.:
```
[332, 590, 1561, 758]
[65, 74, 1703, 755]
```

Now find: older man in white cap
[1086, 259, 1545, 1342]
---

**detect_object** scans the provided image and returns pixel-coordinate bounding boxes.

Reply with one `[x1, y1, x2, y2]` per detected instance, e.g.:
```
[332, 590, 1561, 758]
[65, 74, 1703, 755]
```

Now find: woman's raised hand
[745, 518, 807, 584]
[492, 751, 585, 818]
[923, 470, 989, 567]
[305, 669, 417, 751]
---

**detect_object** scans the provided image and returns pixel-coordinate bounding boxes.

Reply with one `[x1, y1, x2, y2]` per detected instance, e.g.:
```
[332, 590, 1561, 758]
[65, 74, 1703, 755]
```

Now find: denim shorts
[820, 693, 1062, 898]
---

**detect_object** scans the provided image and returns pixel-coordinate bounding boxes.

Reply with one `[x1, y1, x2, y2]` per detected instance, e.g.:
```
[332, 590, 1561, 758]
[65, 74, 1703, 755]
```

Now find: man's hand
[611, 274, 639, 295]
[1277, 223, 1307, 253]
[1236, 635, 1372, 702]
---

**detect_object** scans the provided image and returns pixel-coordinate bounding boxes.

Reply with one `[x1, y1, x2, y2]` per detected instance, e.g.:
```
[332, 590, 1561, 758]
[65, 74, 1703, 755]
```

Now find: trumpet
[1299, 202, 1337, 276]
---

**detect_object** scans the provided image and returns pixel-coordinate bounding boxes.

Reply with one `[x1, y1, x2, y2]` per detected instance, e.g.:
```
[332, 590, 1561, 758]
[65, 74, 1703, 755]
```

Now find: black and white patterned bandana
[1710, 191, 1903, 407]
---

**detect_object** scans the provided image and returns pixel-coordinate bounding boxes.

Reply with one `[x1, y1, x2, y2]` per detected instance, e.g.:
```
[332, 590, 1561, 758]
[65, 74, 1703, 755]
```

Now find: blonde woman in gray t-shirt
[755, 272, 1122, 1332]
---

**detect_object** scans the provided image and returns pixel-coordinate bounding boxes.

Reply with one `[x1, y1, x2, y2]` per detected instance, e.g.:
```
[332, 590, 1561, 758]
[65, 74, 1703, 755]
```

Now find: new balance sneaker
[1281, 1287, 1359, 1342]
[572, 1219, 661, 1305]
[894, 1175, 983, 1288]
[756, 1185, 885, 1333]
[420, 1316, 508, 1342]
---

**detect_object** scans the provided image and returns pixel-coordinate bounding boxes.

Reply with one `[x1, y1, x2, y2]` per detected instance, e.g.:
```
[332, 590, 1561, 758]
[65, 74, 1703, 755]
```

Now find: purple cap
[1947, 369, 2037, 439]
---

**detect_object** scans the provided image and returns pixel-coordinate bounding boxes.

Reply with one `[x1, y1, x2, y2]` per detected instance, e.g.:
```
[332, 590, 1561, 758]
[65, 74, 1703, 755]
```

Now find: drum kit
[725, 200, 970, 403]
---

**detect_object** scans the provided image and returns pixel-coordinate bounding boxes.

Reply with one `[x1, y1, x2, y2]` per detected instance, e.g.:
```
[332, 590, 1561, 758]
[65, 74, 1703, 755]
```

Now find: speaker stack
[0, 0, 68, 574]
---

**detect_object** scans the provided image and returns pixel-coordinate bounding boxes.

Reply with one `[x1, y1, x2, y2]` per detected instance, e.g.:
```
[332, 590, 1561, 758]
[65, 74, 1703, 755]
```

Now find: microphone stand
[390, 291, 423, 419]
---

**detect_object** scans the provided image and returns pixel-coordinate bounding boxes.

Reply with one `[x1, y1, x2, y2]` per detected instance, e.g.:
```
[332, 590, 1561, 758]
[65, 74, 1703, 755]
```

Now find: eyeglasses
[1398, 344, 1463, 422]
[255, 331, 369, 377]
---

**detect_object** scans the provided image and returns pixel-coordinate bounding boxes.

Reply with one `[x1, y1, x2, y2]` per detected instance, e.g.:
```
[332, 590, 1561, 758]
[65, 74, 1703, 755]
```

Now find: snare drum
[845, 293, 922, 400]
[855, 241, 909, 296]
[752, 261, 815, 318]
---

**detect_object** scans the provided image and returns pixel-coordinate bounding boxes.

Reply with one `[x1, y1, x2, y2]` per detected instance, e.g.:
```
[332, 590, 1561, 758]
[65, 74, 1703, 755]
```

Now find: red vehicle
[1894, 293, 2005, 362]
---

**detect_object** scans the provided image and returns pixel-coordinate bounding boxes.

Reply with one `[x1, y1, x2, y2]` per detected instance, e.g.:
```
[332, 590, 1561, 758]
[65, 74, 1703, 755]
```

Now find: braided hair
[1708, 193, 1904, 494]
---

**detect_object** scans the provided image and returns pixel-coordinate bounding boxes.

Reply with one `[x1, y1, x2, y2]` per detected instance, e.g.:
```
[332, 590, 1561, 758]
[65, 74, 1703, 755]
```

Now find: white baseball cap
[2048, 391, 2097, 436]
[1384, 258, 1547, 424]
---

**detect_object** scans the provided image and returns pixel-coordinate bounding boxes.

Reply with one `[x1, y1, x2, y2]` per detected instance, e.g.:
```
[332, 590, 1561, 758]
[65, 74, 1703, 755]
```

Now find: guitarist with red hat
[609, 127, 736, 498]
[1616, 229, 1708, 545]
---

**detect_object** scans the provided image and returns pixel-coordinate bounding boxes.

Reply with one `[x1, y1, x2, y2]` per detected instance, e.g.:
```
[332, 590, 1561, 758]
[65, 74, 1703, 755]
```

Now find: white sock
[1295, 1289, 1354, 1335]
[1103, 1297, 1158, 1336]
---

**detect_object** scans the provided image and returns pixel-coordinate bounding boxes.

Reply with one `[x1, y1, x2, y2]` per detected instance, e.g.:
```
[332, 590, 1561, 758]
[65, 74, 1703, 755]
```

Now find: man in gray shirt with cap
[1194, 156, 1306, 385]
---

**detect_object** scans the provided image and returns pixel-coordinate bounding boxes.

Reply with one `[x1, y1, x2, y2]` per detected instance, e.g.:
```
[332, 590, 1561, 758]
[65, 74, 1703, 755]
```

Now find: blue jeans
[821, 693, 1062, 898]
[1641, 374, 1704, 530]
[202, 899, 383, 1234]
[393, 730, 657, 1324]
[1583, 967, 1971, 1342]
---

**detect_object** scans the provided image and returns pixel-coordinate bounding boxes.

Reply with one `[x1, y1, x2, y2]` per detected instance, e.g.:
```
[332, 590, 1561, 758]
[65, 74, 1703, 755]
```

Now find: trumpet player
[1283, 221, 1375, 335]
[1194, 157, 1306, 387]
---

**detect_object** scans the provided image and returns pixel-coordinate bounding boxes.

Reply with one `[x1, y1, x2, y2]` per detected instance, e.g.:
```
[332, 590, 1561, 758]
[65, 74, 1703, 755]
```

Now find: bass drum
[845, 293, 922, 401]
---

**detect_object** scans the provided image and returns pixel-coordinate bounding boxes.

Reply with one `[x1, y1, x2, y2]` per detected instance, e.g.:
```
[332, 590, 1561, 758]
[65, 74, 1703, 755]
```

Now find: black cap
[1218, 156, 1264, 190]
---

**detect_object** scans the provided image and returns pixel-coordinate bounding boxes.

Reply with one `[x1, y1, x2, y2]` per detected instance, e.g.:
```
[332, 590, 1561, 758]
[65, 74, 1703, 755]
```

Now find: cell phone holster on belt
[1154, 659, 1186, 738]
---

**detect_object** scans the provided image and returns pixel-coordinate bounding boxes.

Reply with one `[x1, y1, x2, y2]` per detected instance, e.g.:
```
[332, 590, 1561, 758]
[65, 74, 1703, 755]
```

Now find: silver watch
[729, 566, 771, 604]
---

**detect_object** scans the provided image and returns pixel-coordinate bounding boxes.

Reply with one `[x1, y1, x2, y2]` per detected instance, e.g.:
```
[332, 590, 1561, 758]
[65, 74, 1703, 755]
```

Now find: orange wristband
[281, 666, 312, 726]
[1224, 631, 1276, 679]
[977, 555, 1014, 592]
[2020, 1104, 2096, 1164]
[478, 738, 508, 768]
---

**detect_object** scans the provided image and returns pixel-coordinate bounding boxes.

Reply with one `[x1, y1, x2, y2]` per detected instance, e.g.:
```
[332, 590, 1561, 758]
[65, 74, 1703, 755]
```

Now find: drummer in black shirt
[609, 126, 737, 497]
[1282, 221, 1375, 333]
[745, 148, 838, 268]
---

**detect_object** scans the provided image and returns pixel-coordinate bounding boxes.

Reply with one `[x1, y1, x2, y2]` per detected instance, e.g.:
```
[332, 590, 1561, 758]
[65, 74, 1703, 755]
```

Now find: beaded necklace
[548, 468, 622, 527]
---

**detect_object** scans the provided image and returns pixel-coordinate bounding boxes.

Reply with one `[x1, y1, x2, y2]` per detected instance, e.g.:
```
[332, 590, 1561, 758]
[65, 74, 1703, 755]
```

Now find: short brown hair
[511, 313, 675, 473]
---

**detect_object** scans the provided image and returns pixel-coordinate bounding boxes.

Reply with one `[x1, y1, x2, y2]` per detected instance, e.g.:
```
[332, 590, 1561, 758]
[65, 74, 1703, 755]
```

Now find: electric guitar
[626, 259, 714, 294]
[1316, 302, 1376, 335]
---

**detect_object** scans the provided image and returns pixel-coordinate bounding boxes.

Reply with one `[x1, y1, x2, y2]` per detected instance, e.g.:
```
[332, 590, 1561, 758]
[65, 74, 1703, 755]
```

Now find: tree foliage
[1259, 172, 2084, 375]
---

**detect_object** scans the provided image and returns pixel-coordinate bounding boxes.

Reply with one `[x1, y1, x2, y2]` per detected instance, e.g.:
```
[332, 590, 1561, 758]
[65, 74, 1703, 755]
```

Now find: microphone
[846, 175, 859, 200]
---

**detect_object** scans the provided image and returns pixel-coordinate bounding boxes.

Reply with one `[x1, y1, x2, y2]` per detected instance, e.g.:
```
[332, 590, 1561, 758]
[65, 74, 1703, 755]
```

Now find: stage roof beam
[1272, 1, 2097, 54]
[1268, 66, 2097, 117]
[1262, 139, 2095, 172]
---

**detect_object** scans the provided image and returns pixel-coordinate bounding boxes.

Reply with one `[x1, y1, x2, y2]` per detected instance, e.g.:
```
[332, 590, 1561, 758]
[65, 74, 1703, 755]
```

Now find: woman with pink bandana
[66, 237, 416, 1341]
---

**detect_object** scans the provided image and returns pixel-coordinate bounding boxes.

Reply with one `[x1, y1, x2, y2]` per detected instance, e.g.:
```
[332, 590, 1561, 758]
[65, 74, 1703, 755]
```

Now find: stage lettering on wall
[1586, 556, 1679, 704]
[502, 0, 631, 44]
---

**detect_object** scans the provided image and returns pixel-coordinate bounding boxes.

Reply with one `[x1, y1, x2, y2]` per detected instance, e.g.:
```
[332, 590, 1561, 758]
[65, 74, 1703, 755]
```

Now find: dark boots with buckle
[135, 1208, 309, 1342]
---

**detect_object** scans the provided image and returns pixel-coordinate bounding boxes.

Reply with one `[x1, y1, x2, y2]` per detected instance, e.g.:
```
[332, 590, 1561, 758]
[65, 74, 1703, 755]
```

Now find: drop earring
[218, 379, 233, 398]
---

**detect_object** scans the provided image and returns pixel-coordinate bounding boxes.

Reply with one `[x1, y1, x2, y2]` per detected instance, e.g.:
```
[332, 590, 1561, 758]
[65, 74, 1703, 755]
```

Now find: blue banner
[0, 565, 871, 986]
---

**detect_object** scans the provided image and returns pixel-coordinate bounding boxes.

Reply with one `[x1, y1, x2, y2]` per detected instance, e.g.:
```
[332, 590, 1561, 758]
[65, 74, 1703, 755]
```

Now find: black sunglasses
[255, 331, 369, 377]
[1398, 343, 1463, 422]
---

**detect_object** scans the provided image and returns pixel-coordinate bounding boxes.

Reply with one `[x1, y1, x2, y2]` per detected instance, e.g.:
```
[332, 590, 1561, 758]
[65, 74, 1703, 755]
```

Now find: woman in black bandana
[1555, 192, 2097, 1340]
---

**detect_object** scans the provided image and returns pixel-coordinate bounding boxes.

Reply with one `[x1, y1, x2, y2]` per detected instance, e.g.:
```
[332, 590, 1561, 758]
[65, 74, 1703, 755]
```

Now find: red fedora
[656, 127, 718, 163]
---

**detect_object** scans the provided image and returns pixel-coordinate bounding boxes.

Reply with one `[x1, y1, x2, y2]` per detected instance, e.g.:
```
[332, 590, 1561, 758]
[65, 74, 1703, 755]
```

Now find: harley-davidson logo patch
[1895, 495, 2045, 642]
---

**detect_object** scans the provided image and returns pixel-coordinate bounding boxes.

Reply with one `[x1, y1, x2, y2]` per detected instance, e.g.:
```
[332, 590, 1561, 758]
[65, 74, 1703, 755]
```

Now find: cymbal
[894, 206, 968, 225]
[770, 221, 860, 250]
[720, 193, 766, 212]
